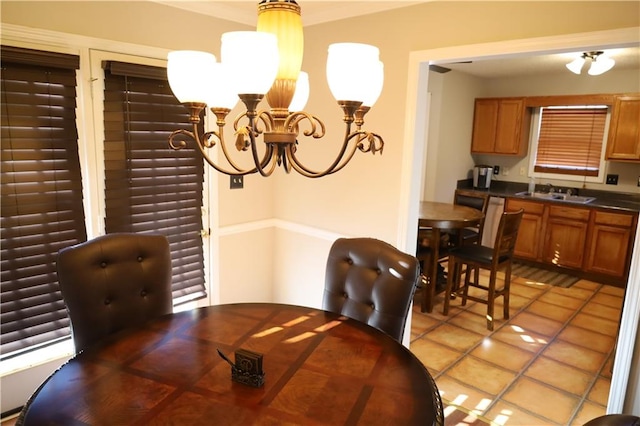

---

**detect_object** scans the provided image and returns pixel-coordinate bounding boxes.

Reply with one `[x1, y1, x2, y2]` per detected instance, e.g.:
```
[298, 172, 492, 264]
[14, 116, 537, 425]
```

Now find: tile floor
[410, 269, 624, 426]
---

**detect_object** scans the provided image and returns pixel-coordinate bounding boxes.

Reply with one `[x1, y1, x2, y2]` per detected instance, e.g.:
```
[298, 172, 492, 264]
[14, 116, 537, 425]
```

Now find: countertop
[458, 180, 640, 213]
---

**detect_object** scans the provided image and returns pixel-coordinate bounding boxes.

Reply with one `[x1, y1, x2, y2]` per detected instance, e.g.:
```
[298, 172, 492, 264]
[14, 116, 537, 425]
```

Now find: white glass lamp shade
[326, 43, 380, 103]
[588, 55, 615, 76]
[204, 63, 238, 110]
[361, 61, 384, 107]
[288, 71, 309, 111]
[221, 31, 279, 95]
[566, 56, 585, 74]
[167, 50, 217, 103]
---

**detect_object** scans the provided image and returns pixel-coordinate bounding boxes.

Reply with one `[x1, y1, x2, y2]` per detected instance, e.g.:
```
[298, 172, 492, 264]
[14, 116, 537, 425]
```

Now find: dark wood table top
[419, 201, 485, 229]
[19, 303, 442, 426]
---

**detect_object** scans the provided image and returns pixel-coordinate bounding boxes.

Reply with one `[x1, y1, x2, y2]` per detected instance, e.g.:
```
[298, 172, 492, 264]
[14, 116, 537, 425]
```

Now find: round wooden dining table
[418, 201, 485, 313]
[18, 303, 443, 426]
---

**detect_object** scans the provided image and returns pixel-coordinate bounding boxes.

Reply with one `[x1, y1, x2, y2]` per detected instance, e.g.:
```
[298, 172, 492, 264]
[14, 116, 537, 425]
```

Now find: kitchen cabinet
[543, 205, 589, 269]
[606, 95, 640, 162]
[471, 98, 530, 156]
[505, 198, 544, 260]
[585, 210, 636, 279]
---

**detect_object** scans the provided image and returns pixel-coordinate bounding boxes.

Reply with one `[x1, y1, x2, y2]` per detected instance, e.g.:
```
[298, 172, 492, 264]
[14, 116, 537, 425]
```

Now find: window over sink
[529, 105, 610, 183]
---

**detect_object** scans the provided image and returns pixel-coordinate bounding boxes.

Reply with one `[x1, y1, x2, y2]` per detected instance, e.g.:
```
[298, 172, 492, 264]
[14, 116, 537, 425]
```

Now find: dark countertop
[458, 179, 640, 213]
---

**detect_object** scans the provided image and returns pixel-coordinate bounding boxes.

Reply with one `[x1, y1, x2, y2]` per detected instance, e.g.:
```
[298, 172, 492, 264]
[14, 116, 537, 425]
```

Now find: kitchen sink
[514, 191, 596, 204]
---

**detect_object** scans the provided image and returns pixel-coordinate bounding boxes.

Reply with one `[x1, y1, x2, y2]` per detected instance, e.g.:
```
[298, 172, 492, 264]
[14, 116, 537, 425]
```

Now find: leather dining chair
[322, 237, 421, 343]
[450, 188, 490, 246]
[56, 233, 173, 353]
[443, 209, 524, 331]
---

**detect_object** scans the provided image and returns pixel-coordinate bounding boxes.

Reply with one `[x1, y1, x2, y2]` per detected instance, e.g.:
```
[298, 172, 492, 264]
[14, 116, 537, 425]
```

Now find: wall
[424, 70, 487, 202]
[469, 67, 640, 193]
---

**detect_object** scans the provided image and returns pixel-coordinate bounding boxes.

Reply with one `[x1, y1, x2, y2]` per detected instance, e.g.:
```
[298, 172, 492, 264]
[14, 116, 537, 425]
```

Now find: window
[102, 61, 207, 305]
[1, 46, 85, 357]
[531, 106, 608, 179]
[1, 48, 210, 361]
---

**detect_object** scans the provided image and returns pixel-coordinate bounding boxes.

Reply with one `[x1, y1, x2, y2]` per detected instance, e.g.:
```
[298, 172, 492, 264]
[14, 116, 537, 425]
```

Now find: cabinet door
[543, 217, 588, 268]
[585, 211, 636, 279]
[495, 99, 525, 155]
[606, 95, 640, 161]
[585, 224, 632, 278]
[506, 199, 544, 260]
[471, 99, 498, 153]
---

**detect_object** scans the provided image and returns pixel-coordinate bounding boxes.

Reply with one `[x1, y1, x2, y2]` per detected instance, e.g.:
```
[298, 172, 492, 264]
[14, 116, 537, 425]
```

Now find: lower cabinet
[585, 211, 636, 279]
[543, 205, 590, 269]
[505, 198, 637, 285]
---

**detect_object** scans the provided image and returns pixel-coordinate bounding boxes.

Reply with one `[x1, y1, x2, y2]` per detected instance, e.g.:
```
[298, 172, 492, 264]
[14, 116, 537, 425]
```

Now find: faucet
[546, 183, 556, 193]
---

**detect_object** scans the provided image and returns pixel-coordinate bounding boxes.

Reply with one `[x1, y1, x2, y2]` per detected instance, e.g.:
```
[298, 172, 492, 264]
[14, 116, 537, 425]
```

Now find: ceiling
[154, 1, 640, 79]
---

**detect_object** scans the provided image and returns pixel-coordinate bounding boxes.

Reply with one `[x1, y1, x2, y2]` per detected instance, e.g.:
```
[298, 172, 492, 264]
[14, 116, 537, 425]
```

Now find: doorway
[399, 27, 640, 413]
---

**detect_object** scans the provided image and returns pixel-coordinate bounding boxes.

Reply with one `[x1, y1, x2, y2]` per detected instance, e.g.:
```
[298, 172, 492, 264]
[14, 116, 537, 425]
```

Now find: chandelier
[166, 0, 384, 178]
[566, 51, 615, 76]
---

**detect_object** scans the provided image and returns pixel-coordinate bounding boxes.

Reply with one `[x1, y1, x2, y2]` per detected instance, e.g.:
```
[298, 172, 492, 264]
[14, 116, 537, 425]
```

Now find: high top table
[18, 303, 443, 425]
[418, 201, 485, 313]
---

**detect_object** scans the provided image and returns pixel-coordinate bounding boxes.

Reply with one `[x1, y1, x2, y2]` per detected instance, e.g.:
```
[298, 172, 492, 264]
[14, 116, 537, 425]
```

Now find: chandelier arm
[285, 112, 326, 139]
[285, 125, 362, 178]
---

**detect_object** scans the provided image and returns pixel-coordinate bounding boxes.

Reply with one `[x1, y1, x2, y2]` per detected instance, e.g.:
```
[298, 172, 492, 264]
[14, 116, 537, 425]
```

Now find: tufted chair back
[322, 237, 420, 342]
[57, 233, 173, 353]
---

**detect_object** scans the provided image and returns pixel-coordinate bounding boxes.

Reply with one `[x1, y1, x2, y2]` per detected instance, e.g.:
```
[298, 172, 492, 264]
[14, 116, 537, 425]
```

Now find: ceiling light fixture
[166, 0, 384, 178]
[566, 51, 615, 76]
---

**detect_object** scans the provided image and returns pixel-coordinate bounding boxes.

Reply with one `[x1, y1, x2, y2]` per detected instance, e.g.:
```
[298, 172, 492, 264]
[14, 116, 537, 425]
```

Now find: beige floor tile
[509, 311, 564, 338]
[570, 312, 619, 337]
[435, 374, 495, 416]
[557, 325, 616, 354]
[424, 323, 484, 352]
[448, 310, 494, 336]
[469, 338, 534, 372]
[525, 299, 575, 323]
[601, 354, 615, 379]
[538, 291, 586, 310]
[571, 400, 607, 425]
[591, 291, 624, 308]
[492, 325, 550, 354]
[409, 337, 462, 373]
[587, 376, 612, 406]
[409, 311, 440, 338]
[446, 356, 516, 396]
[484, 400, 560, 426]
[598, 285, 625, 298]
[509, 280, 548, 299]
[502, 377, 580, 424]
[548, 285, 595, 301]
[572, 280, 602, 292]
[582, 300, 622, 321]
[524, 356, 593, 396]
[542, 340, 607, 374]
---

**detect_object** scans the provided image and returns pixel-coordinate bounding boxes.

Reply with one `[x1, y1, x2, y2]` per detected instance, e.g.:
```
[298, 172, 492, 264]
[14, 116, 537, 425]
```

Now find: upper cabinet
[606, 94, 640, 162]
[471, 97, 531, 156]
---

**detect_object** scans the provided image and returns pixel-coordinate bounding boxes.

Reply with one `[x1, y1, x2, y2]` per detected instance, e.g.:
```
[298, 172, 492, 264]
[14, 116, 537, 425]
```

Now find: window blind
[102, 61, 206, 304]
[534, 107, 607, 177]
[1, 46, 85, 357]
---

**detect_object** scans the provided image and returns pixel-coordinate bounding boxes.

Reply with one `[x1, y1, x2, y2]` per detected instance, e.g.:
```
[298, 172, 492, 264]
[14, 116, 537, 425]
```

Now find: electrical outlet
[503, 167, 510, 176]
[606, 174, 618, 185]
[519, 167, 526, 176]
[230, 175, 244, 189]
[493, 165, 500, 175]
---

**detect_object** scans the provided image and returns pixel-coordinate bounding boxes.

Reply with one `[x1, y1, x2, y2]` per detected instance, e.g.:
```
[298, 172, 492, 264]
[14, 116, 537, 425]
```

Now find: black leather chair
[584, 415, 640, 426]
[451, 188, 490, 245]
[323, 237, 420, 343]
[57, 233, 173, 353]
[443, 209, 524, 331]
